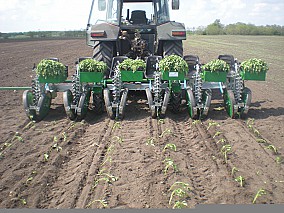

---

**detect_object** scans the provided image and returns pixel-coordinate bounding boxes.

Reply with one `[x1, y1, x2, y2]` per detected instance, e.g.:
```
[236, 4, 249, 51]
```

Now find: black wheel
[224, 89, 236, 118]
[23, 90, 36, 120]
[77, 92, 90, 120]
[186, 89, 197, 119]
[92, 92, 104, 114]
[163, 40, 183, 57]
[93, 41, 116, 76]
[36, 91, 52, 121]
[170, 92, 182, 114]
[63, 89, 76, 120]
[201, 89, 212, 118]
[240, 87, 252, 118]
[103, 88, 115, 119]
[118, 88, 128, 119]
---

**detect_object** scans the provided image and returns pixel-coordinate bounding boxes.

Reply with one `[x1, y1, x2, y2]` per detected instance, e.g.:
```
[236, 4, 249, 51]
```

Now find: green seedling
[235, 176, 245, 187]
[252, 188, 266, 204]
[276, 156, 282, 164]
[163, 143, 177, 152]
[11, 132, 24, 143]
[256, 138, 266, 143]
[106, 145, 115, 156]
[43, 153, 49, 162]
[61, 132, 67, 142]
[221, 144, 232, 163]
[192, 120, 201, 125]
[217, 138, 226, 144]
[213, 107, 225, 111]
[23, 121, 35, 130]
[52, 143, 62, 152]
[93, 173, 118, 188]
[158, 119, 165, 124]
[207, 121, 220, 130]
[231, 167, 239, 177]
[146, 138, 155, 146]
[169, 188, 190, 205]
[163, 158, 178, 174]
[101, 156, 112, 166]
[169, 182, 190, 191]
[0, 152, 4, 160]
[112, 136, 123, 144]
[113, 122, 121, 130]
[86, 199, 108, 208]
[3, 143, 12, 149]
[159, 129, 172, 138]
[253, 129, 260, 137]
[213, 131, 222, 138]
[20, 198, 27, 205]
[265, 145, 278, 154]
[173, 200, 188, 209]
[246, 118, 255, 129]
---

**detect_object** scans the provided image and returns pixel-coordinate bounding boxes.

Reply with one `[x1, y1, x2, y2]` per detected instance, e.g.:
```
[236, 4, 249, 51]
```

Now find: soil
[0, 39, 283, 209]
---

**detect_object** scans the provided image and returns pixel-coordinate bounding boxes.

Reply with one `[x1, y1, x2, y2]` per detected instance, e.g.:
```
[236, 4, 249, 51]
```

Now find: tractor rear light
[91, 30, 106, 38]
[172, 30, 186, 37]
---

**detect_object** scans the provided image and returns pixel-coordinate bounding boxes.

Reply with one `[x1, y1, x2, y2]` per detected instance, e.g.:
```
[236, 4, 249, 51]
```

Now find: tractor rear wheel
[163, 40, 183, 57]
[93, 41, 116, 76]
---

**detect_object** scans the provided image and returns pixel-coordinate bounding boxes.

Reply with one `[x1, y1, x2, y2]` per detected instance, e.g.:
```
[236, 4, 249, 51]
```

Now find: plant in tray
[118, 58, 146, 72]
[159, 55, 188, 73]
[202, 59, 230, 73]
[36, 59, 66, 79]
[78, 59, 107, 73]
[240, 58, 268, 73]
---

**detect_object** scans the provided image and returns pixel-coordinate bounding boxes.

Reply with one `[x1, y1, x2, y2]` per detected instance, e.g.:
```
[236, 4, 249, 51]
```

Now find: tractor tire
[92, 93, 104, 115]
[163, 40, 183, 57]
[93, 41, 116, 76]
[171, 92, 182, 114]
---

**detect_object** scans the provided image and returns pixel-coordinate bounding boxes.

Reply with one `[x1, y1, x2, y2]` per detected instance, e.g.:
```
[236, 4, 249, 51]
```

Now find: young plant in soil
[163, 158, 178, 174]
[173, 200, 188, 209]
[207, 121, 220, 130]
[163, 143, 177, 152]
[235, 176, 245, 187]
[86, 199, 108, 208]
[112, 136, 123, 144]
[113, 122, 121, 130]
[159, 129, 172, 138]
[252, 188, 266, 204]
[276, 156, 282, 164]
[169, 182, 191, 208]
[213, 131, 222, 138]
[231, 167, 239, 177]
[220, 144, 232, 163]
[146, 137, 155, 146]
[217, 138, 226, 144]
[265, 145, 278, 154]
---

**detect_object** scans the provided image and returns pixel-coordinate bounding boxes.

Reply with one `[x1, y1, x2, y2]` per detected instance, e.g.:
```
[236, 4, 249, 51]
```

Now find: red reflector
[172, 31, 186, 36]
[91, 31, 106, 37]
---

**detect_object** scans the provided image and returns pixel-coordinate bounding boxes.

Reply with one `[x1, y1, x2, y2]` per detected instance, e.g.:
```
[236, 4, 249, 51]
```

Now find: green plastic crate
[240, 71, 266, 81]
[162, 71, 185, 81]
[38, 75, 67, 83]
[79, 72, 104, 83]
[121, 70, 144, 82]
[201, 71, 227, 82]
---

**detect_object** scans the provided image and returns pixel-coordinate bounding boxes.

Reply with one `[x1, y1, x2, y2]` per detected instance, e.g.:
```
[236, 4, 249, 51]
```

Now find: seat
[183, 55, 199, 78]
[130, 10, 148, 25]
[145, 56, 162, 79]
[109, 56, 128, 78]
[218, 54, 235, 70]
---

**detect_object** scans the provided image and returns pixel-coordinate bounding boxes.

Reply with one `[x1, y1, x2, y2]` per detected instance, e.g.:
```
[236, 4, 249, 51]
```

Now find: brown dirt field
[0, 38, 283, 209]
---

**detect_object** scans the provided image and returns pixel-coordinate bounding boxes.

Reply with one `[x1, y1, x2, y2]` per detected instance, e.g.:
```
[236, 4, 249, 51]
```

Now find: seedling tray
[38, 75, 67, 83]
[121, 70, 144, 82]
[79, 72, 104, 83]
[162, 71, 185, 81]
[201, 71, 227, 82]
[240, 71, 266, 81]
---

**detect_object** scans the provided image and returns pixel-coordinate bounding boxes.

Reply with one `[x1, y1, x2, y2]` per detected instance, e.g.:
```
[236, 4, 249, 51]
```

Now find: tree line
[189, 19, 284, 36]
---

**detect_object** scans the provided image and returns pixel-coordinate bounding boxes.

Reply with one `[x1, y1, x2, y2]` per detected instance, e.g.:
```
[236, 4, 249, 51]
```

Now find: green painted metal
[121, 70, 144, 82]
[162, 71, 185, 81]
[240, 71, 266, 81]
[38, 75, 67, 83]
[79, 72, 104, 83]
[0, 87, 32, 91]
[201, 71, 227, 82]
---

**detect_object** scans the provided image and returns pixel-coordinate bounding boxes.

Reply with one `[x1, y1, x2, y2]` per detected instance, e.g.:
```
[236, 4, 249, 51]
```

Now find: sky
[0, 0, 284, 33]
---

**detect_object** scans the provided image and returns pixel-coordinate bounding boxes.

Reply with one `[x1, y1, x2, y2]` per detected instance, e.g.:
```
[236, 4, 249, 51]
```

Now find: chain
[112, 66, 122, 104]
[31, 77, 40, 105]
[72, 74, 81, 105]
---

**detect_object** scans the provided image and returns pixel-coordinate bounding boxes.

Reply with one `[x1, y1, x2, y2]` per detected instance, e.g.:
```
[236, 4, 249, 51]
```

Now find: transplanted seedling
[113, 122, 121, 130]
[276, 156, 282, 164]
[112, 136, 123, 144]
[265, 145, 278, 154]
[252, 188, 266, 204]
[231, 167, 239, 177]
[163, 158, 178, 174]
[93, 173, 118, 188]
[169, 182, 191, 206]
[173, 200, 188, 209]
[86, 199, 108, 208]
[192, 120, 201, 125]
[159, 129, 172, 138]
[207, 121, 220, 130]
[221, 144, 232, 163]
[213, 131, 222, 138]
[146, 137, 155, 146]
[235, 176, 245, 187]
[163, 143, 177, 152]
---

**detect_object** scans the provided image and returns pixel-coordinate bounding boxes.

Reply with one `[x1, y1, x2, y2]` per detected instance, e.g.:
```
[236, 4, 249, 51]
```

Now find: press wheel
[77, 92, 90, 120]
[103, 88, 115, 119]
[63, 89, 76, 120]
[36, 91, 52, 121]
[186, 89, 197, 119]
[224, 89, 236, 118]
[23, 90, 36, 120]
